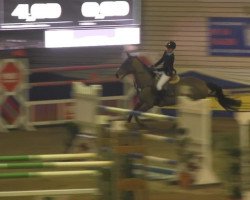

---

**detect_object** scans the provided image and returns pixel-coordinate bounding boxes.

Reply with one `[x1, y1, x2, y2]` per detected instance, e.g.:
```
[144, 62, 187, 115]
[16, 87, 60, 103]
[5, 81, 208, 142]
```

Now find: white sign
[81, 1, 130, 19]
[45, 27, 140, 48]
[11, 3, 62, 22]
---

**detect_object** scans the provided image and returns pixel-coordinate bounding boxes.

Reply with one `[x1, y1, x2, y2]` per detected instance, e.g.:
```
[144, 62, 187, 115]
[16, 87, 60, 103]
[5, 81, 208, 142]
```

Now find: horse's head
[115, 52, 135, 79]
[116, 53, 155, 90]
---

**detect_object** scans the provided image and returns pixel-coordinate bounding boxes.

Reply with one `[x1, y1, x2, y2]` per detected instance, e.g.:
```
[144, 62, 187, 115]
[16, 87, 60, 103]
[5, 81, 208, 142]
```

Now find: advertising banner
[0, 59, 30, 130]
[209, 17, 250, 56]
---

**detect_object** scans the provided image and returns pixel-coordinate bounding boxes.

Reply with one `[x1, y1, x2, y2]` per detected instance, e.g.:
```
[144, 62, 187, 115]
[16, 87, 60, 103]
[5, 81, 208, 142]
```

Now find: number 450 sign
[11, 1, 130, 21]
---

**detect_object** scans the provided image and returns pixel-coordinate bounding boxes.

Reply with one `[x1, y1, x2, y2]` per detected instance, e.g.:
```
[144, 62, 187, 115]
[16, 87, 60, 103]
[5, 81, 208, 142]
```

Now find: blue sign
[209, 17, 250, 56]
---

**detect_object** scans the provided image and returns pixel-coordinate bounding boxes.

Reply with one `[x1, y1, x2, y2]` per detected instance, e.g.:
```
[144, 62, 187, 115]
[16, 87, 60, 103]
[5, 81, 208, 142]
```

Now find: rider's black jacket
[154, 51, 175, 76]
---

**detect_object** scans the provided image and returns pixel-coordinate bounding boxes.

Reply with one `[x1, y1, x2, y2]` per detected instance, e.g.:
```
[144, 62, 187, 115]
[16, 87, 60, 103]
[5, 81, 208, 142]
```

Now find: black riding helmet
[165, 41, 176, 49]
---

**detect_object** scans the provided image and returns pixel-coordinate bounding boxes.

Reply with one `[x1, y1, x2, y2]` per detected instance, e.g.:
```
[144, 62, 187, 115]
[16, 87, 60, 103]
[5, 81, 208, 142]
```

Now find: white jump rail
[0, 188, 100, 197]
[0, 153, 97, 161]
[99, 105, 176, 120]
[0, 152, 114, 199]
[0, 161, 113, 169]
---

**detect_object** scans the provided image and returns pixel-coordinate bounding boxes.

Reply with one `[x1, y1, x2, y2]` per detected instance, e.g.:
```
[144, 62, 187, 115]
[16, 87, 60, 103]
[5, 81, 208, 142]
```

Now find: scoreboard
[0, 0, 140, 30]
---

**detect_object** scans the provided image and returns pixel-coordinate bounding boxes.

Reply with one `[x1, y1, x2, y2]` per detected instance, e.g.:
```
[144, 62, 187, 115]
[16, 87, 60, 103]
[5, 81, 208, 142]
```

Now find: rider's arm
[153, 52, 166, 67]
[165, 54, 175, 76]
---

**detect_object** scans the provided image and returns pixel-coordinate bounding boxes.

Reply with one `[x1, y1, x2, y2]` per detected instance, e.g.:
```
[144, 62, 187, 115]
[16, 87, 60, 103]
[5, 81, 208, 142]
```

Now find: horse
[115, 53, 241, 123]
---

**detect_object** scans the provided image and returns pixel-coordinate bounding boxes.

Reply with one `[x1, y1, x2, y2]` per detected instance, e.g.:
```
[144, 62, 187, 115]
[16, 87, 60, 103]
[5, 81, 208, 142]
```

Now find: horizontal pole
[28, 98, 74, 106]
[0, 153, 97, 161]
[130, 153, 178, 165]
[31, 77, 119, 87]
[31, 64, 118, 73]
[143, 134, 177, 143]
[0, 161, 113, 169]
[145, 156, 178, 165]
[0, 188, 100, 197]
[0, 170, 100, 179]
[99, 105, 176, 120]
[133, 164, 177, 175]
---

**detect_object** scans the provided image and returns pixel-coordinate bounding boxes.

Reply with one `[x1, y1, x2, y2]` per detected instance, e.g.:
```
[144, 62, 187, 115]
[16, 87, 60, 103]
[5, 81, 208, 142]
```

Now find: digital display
[0, 0, 140, 30]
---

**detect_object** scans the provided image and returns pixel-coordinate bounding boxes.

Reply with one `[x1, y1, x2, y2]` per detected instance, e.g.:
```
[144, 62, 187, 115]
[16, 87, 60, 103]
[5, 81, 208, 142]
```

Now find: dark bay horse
[115, 53, 241, 123]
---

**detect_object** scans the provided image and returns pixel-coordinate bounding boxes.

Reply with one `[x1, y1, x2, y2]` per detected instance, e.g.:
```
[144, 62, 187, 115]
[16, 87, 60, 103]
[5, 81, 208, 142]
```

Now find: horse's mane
[134, 56, 155, 77]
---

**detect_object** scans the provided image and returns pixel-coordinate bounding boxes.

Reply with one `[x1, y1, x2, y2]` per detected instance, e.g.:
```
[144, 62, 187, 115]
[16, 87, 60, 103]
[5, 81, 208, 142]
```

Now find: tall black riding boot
[155, 90, 165, 104]
[159, 90, 166, 98]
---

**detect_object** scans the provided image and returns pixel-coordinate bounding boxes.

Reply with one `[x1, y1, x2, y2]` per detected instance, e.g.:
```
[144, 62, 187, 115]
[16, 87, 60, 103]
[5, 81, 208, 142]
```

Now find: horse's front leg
[134, 103, 154, 126]
[128, 101, 143, 123]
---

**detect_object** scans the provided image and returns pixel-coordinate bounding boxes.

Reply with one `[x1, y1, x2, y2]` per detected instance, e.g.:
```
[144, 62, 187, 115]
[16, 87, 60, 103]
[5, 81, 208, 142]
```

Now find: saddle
[155, 74, 180, 98]
[155, 73, 180, 85]
[169, 74, 180, 84]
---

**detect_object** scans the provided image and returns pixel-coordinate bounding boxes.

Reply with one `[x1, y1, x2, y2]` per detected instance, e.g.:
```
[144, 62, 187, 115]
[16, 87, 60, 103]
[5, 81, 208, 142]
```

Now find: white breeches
[156, 73, 170, 91]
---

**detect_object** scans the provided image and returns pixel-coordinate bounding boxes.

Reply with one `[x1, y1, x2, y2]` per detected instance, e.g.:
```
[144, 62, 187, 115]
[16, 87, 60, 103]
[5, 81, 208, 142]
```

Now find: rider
[152, 41, 176, 100]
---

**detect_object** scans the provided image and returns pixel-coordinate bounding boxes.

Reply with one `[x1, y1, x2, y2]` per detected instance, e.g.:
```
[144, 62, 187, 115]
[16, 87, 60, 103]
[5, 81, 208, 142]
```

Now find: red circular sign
[0, 62, 21, 92]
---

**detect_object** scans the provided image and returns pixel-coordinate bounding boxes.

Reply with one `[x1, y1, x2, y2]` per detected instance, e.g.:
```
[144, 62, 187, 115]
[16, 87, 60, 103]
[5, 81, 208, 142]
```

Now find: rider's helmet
[165, 41, 176, 49]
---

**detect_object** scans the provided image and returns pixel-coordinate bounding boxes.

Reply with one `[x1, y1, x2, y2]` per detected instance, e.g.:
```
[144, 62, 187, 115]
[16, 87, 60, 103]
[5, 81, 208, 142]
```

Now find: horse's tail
[206, 82, 241, 111]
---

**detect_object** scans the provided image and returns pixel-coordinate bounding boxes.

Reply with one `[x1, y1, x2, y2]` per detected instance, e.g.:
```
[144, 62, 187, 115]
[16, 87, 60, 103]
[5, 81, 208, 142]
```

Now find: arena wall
[138, 0, 250, 82]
